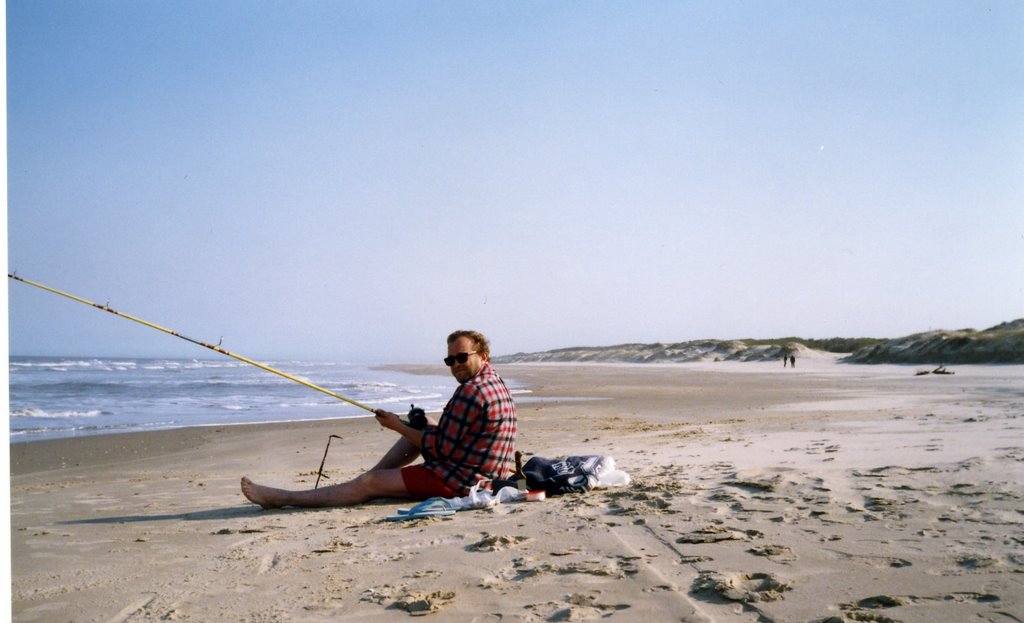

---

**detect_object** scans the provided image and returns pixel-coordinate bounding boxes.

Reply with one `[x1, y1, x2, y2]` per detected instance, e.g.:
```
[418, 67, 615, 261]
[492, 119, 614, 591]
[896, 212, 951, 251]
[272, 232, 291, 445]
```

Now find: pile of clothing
[388, 455, 630, 520]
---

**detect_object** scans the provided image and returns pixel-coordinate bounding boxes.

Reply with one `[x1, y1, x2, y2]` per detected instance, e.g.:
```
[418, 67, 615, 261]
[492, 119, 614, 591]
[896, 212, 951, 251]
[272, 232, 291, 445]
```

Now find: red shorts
[401, 465, 461, 500]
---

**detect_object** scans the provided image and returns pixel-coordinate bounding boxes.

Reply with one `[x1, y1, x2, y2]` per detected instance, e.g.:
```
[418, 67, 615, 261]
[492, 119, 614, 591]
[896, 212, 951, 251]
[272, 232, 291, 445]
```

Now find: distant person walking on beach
[241, 330, 518, 509]
[790, 355, 796, 368]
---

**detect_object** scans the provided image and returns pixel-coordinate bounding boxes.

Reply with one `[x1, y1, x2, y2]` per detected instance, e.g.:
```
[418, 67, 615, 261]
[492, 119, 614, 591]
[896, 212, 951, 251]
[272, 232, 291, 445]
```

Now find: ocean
[8, 356, 487, 443]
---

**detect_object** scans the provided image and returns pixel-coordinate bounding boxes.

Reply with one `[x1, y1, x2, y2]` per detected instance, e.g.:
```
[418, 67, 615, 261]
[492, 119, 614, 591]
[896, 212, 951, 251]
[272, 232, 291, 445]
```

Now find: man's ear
[474, 341, 490, 361]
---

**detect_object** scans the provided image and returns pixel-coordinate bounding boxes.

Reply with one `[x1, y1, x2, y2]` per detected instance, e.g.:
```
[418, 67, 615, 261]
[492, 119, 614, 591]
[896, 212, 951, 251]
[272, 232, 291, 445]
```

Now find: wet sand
[10, 359, 1024, 622]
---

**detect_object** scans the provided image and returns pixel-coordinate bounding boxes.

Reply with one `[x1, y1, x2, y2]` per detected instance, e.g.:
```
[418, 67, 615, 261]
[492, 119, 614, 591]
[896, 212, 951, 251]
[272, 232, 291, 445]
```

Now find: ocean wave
[10, 359, 139, 372]
[142, 360, 246, 371]
[10, 358, 250, 373]
[277, 401, 340, 409]
[274, 394, 446, 409]
[10, 359, 97, 368]
[10, 419, 179, 438]
[351, 381, 400, 391]
[10, 380, 137, 394]
[264, 360, 339, 368]
[11, 407, 105, 419]
[372, 393, 445, 406]
[194, 377, 291, 387]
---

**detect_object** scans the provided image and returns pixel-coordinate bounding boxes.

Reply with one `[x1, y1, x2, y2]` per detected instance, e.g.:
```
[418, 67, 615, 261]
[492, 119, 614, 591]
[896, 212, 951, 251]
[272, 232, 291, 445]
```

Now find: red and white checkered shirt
[420, 362, 518, 495]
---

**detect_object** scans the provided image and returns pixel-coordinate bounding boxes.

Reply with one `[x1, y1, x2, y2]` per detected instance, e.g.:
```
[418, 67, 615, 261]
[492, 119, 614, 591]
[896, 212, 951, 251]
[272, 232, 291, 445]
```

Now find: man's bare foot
[241, 477, 286, 509]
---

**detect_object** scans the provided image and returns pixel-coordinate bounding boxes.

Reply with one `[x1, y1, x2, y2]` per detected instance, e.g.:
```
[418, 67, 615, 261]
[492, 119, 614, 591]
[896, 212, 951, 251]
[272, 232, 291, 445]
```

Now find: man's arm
[374, 409, 427, 448]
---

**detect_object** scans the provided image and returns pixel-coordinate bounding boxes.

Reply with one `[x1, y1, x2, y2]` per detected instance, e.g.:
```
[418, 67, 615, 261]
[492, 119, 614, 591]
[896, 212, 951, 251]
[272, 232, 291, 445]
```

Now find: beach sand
[10, 360, 1024, 622]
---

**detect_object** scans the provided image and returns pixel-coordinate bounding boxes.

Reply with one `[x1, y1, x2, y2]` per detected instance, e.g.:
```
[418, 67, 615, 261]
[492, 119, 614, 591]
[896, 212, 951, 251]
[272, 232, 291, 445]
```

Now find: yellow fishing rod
[8, 273, 375, 413]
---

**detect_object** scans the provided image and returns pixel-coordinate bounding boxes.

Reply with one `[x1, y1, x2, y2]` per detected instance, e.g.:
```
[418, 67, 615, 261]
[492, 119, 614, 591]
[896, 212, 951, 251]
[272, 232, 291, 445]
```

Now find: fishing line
[7, 273, 375, 413]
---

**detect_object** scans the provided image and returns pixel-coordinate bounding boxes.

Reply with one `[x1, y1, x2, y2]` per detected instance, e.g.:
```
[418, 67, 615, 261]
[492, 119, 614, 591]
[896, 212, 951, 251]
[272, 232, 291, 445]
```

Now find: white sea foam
[278, 401, 335, 409]
[11, 360, 99, 369]
[143, 360, 245, 371]
[352, 381, 401, 392]
[10, 359, 142, 373]
[373, 393, 445, 406]
[12, 408, 104, 419]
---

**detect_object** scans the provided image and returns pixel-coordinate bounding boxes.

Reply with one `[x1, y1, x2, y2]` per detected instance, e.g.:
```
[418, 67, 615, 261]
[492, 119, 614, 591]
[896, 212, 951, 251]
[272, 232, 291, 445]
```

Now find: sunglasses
[444, 351, 477, 366]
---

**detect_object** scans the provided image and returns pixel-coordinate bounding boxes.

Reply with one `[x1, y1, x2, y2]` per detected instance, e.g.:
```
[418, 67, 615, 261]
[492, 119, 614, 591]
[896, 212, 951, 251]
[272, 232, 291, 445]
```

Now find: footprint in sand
[467, 533, 529, 552]
[956, 555, 1002, 571]
[394, 590, 456, 615]
[257, 552, 281, 574]
[545, 593, 632, 621]
[747, 544, 798, 562]
[311, 537, 362, 554]
[823, 548, 912, 569]
[675, 525, 763, 544]
[507, 555, 639, 581]
[606, 489, 675, 515]
[692, 570, 791, 603]
[837, 592, 1002, 621]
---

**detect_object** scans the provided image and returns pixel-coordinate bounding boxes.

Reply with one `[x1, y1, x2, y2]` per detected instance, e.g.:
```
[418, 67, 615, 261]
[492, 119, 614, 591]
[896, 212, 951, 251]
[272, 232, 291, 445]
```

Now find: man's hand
[375, 408, 426, 449]
[374, 409, 402, 431]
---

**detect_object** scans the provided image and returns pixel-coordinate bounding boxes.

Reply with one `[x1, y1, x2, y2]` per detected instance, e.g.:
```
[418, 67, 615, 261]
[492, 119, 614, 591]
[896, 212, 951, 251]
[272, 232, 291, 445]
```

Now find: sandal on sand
[386, 497, 456, 521]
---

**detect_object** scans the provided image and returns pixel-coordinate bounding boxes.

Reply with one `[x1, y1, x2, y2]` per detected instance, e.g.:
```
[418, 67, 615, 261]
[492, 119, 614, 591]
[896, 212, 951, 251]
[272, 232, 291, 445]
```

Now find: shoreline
[9, 417, 377, 476]
[11, 362, 1024, 622]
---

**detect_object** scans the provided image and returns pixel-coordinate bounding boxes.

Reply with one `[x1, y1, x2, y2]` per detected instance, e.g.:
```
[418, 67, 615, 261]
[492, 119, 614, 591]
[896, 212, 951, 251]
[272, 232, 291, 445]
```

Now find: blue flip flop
[386, 497, 456, 521]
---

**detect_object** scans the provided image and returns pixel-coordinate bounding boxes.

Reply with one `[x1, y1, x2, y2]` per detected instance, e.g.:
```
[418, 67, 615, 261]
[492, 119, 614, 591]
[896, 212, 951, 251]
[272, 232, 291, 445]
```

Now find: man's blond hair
[447, 330, 491, 360]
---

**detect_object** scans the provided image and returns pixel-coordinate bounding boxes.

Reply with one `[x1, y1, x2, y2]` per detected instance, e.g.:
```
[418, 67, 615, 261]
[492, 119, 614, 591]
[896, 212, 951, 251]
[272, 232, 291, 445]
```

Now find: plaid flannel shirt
[420, 362, 517, 495]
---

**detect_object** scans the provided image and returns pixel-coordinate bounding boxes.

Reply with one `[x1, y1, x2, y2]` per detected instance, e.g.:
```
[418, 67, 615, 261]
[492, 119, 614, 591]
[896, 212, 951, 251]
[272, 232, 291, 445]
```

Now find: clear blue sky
[6, 1, 1023, 363]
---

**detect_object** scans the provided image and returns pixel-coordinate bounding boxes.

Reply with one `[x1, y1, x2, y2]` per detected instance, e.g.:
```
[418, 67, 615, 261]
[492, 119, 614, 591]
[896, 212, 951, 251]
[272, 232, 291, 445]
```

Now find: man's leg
[241, 468, 409, 509]
[370, 436, 420, 471]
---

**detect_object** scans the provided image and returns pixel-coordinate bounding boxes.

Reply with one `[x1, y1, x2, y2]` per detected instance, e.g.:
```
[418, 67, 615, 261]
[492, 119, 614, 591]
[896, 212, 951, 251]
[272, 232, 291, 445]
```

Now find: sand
[10, 359, 1024, 622]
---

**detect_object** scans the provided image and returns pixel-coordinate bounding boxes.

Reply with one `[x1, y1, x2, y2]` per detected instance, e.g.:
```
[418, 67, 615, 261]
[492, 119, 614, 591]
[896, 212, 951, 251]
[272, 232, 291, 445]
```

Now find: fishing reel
[406, 404, 428, 430]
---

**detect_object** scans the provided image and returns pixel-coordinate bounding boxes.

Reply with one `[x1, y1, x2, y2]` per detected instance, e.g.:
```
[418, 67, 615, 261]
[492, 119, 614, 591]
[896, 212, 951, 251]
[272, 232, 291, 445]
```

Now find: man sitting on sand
[241, 330, 518, 509]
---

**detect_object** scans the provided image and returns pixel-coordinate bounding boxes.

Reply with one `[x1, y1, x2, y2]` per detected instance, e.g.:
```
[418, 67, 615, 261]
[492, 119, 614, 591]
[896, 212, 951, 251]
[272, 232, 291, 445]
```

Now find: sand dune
[496, 319, 1024, 365]
[842, 319, 1024, 364]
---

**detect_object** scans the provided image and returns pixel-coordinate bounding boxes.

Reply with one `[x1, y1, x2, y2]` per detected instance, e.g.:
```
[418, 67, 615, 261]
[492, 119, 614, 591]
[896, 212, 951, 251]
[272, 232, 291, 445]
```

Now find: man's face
[447, 336, 484, 383]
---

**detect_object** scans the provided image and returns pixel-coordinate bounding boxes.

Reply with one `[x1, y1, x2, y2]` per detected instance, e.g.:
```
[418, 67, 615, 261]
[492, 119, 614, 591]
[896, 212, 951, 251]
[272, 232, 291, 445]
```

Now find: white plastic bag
[448, 484, 524, 511]
[593, 456, 631, 488]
